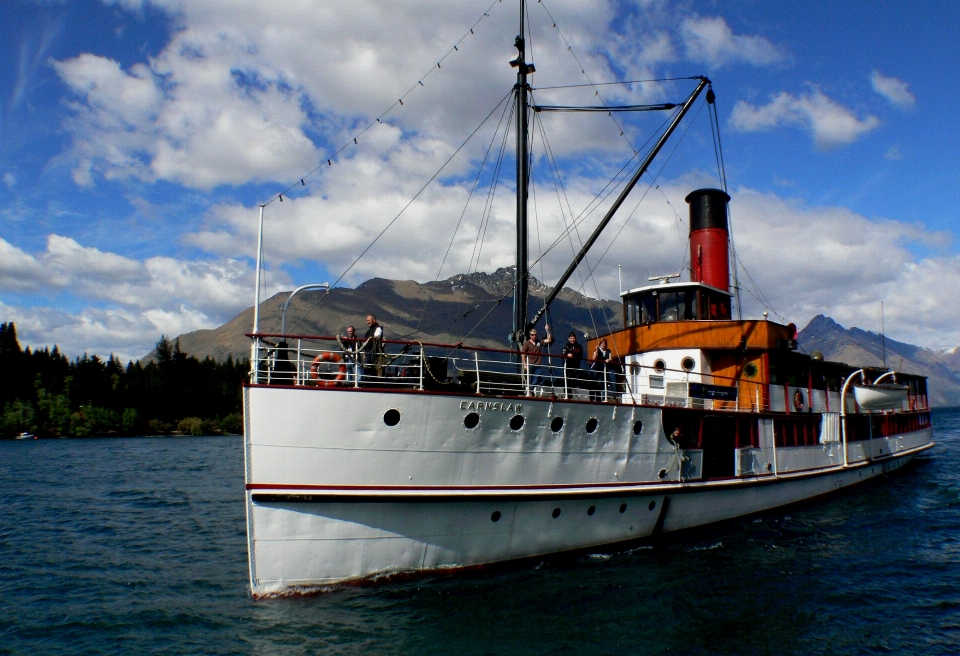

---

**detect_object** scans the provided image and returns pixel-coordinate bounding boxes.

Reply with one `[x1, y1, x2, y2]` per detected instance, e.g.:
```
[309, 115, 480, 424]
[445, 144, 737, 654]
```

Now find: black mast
[510, 1, 534, 347]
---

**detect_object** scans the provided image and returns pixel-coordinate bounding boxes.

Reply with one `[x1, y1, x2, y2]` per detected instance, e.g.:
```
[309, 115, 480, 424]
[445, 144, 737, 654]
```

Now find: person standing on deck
[339, 325, 362, 385]
[363, 315, 385, 378]
[561, 331, 584, 394]
[590, 338, 614, 399]
[521, 324, 554, 396]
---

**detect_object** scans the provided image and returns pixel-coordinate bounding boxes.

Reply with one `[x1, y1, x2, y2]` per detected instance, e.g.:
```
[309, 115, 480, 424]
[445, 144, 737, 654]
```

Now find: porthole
[491, 510, 501, 522]
[552, 508, 561, 519]
[551, 416, 564, 432]
[585, 418, 598, 434]
[619, 503, 627, 514]
[653, 359, 666, 373]
[648, 500, 656, 511]
[509, 414, 525, 431]
[658, 468, 667, 478]
[681, 357, 696, 372]
[587, 506, 596, 516]
[633, 420, 643, 435]
[383, 409, 401, 427]
[744, 362, 759, 379]
[464, 412, 480, 429]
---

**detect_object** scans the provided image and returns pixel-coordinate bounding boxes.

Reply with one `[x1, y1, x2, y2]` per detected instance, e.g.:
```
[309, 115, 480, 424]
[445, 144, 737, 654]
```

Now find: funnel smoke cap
[685, 188, 730, 232]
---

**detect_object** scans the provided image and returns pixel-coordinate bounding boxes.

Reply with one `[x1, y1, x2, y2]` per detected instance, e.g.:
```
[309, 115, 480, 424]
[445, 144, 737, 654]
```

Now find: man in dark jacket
[561, 331, 584, 394]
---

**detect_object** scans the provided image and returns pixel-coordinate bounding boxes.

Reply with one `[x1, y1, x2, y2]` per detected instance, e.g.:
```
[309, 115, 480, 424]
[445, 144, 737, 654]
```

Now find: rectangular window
[649, 375, 664, 389]
[659, 292, 678, 321]
[641, 294, 656, 324]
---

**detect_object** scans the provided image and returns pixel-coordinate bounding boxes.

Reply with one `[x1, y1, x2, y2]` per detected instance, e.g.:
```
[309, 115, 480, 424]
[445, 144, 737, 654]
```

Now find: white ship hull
[243, 385, 932, 596]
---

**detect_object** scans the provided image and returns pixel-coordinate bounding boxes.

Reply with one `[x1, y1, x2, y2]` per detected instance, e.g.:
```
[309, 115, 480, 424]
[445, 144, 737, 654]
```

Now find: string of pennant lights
[263, 0, 505, 208]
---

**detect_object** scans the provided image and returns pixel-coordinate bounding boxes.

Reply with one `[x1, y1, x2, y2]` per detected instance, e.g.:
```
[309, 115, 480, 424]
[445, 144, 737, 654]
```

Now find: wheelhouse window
[624, 287, 719, 324]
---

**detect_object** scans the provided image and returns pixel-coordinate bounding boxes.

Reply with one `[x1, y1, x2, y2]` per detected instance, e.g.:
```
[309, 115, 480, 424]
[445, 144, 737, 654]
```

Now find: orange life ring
[793, 389, 805, 412]
[309, 352, 347, 387]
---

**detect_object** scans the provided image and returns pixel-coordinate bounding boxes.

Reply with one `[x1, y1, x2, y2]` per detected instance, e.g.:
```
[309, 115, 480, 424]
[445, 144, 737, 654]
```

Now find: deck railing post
[475, 352, 481, 395]
[603, 365, 608, 403]
[563, 363, 568, 399]
[419, 348, 424, 391]
[296, 339, 302, 385]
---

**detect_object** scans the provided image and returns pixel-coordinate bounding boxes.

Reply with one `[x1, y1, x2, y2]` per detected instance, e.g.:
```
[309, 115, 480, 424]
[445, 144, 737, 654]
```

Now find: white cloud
[730, 89, 880, 149]
[680, 16, 783, 68]
[0, 301, 210, 363]
[49, 0, 723, 191]
[870, 70, 915, 110]
[721, 189, 960, 349]
[0, 235, 287, 358]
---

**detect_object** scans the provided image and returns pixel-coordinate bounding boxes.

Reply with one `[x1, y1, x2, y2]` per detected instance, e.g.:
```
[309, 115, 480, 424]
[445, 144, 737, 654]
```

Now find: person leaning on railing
[590, 338, 616, 399]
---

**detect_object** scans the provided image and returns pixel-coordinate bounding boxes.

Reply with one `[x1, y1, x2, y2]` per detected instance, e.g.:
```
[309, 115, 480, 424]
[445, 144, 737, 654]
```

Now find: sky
[1, 0, 959, 362]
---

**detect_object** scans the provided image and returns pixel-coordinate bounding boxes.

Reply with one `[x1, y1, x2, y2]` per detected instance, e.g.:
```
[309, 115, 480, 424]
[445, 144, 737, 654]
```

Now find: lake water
[2, 410, 959, 655]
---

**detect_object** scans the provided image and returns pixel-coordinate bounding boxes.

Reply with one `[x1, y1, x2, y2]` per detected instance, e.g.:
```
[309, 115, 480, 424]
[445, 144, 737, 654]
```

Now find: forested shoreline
[0, 322, 247, 438]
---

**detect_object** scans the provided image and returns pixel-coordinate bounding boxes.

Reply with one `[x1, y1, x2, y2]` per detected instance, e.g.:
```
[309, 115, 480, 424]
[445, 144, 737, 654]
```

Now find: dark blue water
[2, 411, 959, 655]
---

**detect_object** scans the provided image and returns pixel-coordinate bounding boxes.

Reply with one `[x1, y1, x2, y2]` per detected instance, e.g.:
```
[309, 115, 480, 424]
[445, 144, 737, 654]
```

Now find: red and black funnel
[685, 188, 730, 292]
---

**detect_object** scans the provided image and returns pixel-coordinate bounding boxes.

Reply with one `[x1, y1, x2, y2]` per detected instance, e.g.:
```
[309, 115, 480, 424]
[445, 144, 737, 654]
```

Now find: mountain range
[161, 270, 960, 407]
[167, 267, 621, 361]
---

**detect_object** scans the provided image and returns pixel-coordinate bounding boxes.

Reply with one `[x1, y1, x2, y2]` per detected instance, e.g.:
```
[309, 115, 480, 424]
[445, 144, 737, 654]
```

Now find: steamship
[242, 7, 933, 596]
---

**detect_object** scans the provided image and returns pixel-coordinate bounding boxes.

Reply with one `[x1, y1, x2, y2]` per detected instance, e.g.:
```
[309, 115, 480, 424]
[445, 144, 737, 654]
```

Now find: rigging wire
[533, 76, 703, 90]
[412, 92, 516, 334]
[288, 89, 514, 334]
[531, 109, 603, 340]
[257, 0, 504, 209]
[573, 98, 709, 312]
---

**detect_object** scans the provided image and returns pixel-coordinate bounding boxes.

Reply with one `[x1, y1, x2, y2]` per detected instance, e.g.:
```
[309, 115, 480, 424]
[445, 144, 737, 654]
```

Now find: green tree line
[1, 322, 247, 438]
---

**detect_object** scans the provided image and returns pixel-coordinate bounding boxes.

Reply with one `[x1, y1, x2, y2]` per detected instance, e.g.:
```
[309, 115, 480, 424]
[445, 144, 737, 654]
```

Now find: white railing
[250, 334, 929, 416]
[249, 333, 783, 412]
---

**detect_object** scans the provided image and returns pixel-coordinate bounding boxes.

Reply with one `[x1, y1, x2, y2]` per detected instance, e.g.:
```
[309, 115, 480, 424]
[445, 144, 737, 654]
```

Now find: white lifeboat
[853, 383, 909, 410]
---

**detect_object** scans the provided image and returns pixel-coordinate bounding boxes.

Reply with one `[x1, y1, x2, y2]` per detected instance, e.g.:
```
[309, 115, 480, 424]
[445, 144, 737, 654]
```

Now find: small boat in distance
[241, 2, 934, 596]
[15, 432, 36, 440]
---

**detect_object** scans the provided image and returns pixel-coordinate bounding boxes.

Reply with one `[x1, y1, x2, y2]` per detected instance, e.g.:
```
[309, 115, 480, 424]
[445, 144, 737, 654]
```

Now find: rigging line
[453, 104, 679, 342]
[533, 103, 678, 113]
[287, 88, 514, 335]
[711, 100, 728, 192]
[404, 98, 514, 343]
[533, 76, 703, 90]
[534, 112, 602, 341]
[396, 301, 486, 341]
[727, 203, 743, 320]
[451, 99, 515, 340]
[469, 97, 516, 274]
[469, 100, 515, 278]
[535, 0, 638, 155]
[577, 98, 708, 303]
[532, 107, 680, 267]
[414, 92, 515, 332]
[528, 102, 689, 312]
[707, 98, 724, 190]
[529, 126, 547, 301]
[732, 248, 785, 323]
[259, 0, 503, 208]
